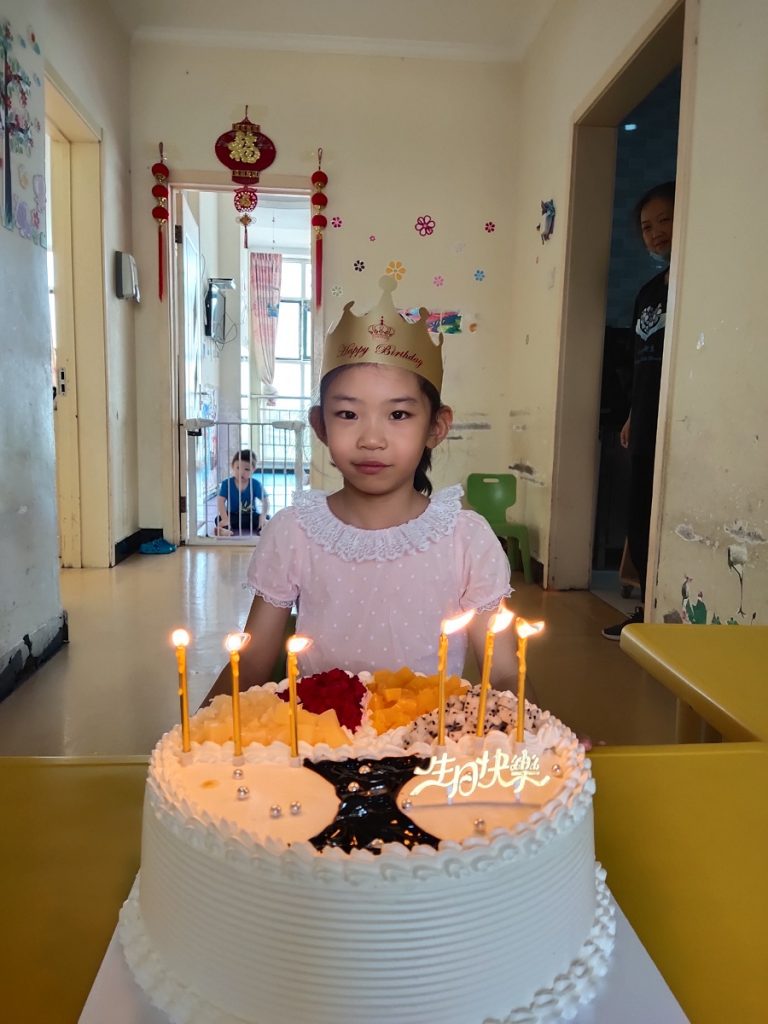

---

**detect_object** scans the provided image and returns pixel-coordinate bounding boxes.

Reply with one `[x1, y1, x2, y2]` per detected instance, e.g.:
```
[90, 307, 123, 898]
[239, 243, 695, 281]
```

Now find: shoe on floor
[602, 606, 644, 641]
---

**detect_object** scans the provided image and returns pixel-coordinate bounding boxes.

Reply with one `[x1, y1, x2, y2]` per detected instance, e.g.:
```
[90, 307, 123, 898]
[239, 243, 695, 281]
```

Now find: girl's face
[232, 459, 254, 485]
[312, 364, 451, 497]
[640, 196, 674, 259]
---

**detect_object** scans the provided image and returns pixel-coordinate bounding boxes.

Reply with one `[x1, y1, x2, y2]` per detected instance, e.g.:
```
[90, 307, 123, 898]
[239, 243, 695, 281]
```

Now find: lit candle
[171, 628, 191, 753]
[437, 611, 476, 745]
[224, 632, 251, 758]
[515, 618, 545, 743]
[475, 606, 515, 738]
[286, 635, 312, 757]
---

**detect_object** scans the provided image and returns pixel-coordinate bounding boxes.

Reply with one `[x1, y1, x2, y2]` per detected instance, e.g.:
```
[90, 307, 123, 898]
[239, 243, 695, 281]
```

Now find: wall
[130, 43, 518, 537]
[0, 0, 66, 696]
[505, 0, 677, 566]
[654, 0, 768, 624]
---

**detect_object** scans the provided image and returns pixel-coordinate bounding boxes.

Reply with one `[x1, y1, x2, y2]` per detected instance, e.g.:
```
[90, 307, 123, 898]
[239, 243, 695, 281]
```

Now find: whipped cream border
[149, 690, 594, 885]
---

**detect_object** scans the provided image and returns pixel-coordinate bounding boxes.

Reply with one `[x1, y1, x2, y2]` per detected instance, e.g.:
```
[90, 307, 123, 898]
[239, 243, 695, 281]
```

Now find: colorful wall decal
[474, 269, 486, 281]
[353, 259, 365, 272]
[415, 214, 436, 236]
[484, 221, 496, 233]
[433, 275, 444, 287]
[385, 259, 406, 281]
[537, 199, 556, 243]
[369, 234, 376, 242]
[1, 17, 45, 245]
[331, 216, 342, 228]
[331, 285, 343, 297]
[453, 241, 466, 254]
[400, 309, 462, 336]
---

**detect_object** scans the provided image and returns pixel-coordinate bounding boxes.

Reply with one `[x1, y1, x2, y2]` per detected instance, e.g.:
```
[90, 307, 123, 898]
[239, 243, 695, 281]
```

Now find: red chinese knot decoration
[214, 107, 277, 248]
[311, 148, 329, 308]
[151, 143, 170, 301]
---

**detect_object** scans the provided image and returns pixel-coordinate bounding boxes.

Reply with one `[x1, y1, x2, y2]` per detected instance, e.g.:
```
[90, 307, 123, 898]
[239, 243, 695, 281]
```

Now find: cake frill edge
[118, 865, 616, 1024]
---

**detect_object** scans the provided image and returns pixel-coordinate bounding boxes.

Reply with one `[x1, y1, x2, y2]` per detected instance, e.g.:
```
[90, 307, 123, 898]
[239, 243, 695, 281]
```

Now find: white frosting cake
[119, 683, 615, 1024]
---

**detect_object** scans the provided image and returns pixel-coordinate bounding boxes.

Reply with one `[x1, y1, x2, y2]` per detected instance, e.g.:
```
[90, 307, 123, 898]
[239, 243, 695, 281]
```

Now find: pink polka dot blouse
[246, 486, 512, 678]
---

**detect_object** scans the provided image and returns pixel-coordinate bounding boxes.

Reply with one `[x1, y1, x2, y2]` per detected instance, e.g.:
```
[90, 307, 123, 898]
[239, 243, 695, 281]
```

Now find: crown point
[379, 275, 397, 294]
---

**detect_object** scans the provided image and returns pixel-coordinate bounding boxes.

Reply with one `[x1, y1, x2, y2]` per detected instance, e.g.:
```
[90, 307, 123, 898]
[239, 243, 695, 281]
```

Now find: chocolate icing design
[305, 755, 440, 854]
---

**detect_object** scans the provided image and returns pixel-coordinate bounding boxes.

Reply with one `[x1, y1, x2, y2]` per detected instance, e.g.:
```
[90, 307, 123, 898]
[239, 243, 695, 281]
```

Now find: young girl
[215, 449, 270, 536]
[205, 280, 518, 699]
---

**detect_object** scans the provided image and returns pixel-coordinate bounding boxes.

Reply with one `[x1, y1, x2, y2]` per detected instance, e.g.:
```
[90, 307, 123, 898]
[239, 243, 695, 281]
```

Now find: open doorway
[173, 188, 312, 545]
[548, 2, 686, 607]
[591, 67, 681, 615]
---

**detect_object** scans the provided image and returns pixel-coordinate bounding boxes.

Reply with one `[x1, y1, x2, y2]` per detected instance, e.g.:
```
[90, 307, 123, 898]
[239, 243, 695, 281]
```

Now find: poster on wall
[1, 17, 45, 246]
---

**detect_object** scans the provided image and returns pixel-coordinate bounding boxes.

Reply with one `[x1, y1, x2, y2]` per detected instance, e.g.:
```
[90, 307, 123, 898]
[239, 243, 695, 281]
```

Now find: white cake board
[79, 901, 689, 1024]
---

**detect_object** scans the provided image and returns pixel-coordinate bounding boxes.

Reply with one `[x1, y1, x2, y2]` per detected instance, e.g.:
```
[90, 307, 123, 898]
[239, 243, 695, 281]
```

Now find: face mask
[648, 250, 670, 268]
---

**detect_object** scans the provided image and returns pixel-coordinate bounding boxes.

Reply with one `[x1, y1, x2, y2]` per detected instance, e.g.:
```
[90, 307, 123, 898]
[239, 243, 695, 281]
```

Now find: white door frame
[548, 0, 689, 612]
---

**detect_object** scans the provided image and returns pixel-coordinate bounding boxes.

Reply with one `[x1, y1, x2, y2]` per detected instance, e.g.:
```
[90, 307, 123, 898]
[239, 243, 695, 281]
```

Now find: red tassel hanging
[234, 187, 258, 250]
[311, 148, 328, 309]
[151, 143, 170, 302]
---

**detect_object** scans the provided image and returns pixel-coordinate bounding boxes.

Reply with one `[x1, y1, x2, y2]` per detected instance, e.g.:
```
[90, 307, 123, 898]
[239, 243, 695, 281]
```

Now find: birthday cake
[118, 673, 615, 1024]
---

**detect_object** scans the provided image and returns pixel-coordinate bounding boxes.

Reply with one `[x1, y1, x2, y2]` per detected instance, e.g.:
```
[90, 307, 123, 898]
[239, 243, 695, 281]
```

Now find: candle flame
[286, 634, 312, 655]
[441, 609, 476, 636]
[490, 606, 515, 635]
[224, 631, 251, 653]
[171, 628, 190, 648]
[515, 618, 545, 639]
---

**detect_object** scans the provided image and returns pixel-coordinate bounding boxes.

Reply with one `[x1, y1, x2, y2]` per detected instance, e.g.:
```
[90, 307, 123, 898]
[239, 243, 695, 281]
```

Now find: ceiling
[105, 0, 556, 62]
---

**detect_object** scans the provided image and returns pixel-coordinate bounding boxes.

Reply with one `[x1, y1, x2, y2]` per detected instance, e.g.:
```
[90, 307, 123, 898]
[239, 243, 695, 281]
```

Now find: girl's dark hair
[317, 367, 444, 497]
[232, 449, 256, 466]
[633, 180, 676, 235]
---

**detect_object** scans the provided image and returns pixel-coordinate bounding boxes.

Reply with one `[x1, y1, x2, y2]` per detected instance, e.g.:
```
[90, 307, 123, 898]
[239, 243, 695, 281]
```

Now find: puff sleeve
[454, 510, 513, 613]
[245, 509, 302, 609]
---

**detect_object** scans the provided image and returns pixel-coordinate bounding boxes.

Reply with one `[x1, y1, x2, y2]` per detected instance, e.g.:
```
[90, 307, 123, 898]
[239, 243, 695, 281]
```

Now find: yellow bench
[592, 742, 768, 1024]
[621, 624, 768, 742]
[0, 756, 147, 1024]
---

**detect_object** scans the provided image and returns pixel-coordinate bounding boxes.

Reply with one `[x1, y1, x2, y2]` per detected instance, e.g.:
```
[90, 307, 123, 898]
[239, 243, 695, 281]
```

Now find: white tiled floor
[0, 547, 677, 756]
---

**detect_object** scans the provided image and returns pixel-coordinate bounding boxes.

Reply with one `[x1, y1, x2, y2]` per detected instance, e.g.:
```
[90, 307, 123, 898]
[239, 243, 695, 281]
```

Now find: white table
[80, 901, 688, 1024]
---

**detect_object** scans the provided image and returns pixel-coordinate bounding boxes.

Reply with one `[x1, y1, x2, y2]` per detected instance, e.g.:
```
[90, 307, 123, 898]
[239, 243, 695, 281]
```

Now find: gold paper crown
[321, 277, 444, 392]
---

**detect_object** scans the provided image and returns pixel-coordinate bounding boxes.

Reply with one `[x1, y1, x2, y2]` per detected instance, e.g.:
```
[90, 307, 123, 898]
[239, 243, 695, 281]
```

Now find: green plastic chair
[466, 473, 533, 584]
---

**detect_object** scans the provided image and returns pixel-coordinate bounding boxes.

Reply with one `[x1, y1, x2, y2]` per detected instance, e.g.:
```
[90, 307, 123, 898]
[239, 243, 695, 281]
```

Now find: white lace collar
[293, 485, 463, 562]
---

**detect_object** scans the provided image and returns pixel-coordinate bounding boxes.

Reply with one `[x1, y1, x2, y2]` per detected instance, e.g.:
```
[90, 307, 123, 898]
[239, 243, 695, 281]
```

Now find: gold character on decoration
[228, 130, 261, 164]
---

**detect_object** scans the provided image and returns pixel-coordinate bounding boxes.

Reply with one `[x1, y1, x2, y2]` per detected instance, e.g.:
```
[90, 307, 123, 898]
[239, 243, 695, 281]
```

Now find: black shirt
[630, 269, 668, 455]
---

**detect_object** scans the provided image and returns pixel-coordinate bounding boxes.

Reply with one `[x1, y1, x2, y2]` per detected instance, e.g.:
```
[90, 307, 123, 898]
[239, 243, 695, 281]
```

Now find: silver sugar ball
[289, 801, 302, 816]
[358, 764, 371, 774]
[473, 818, 487, 834]
[347, 781, 360, 793]
[402, 798, 413, 811]
[232, 768, 244, 779]
[236, 786, 250, 800]
[552, 764, 562, 776]
[269, 804, 283, 818]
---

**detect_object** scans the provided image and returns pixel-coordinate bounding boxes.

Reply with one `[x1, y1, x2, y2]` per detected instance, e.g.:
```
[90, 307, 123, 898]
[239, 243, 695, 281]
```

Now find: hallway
[0, 547, 677, 755]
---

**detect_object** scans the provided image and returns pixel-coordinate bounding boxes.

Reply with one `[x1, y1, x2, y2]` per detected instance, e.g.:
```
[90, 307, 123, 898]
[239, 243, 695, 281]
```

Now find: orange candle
[171, 628, 191, 753]
[515, 618, 544, 743]
[437, 611, 476, 745]
[476, 606, 515, 738]
[225, 632, 251, 758]
[286, 635, 312, 757]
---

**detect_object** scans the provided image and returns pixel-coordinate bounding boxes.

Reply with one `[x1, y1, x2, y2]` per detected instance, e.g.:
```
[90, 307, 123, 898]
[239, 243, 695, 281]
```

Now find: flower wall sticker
[353, 259, 366, 272]
[331, 285, 343, 297]
[433, 275, 444, 287]
[386, 260, 407, 281]
[369, 234, 376, 242]
[415, 214, 436, 236]
[484, 221, 496, 233]
[474, 269, 486, 282]
[331, 216, 343, 228]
